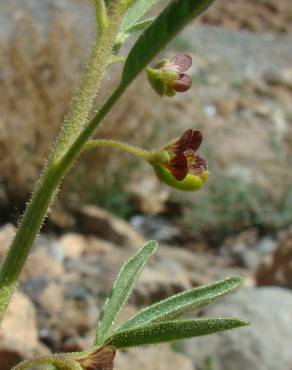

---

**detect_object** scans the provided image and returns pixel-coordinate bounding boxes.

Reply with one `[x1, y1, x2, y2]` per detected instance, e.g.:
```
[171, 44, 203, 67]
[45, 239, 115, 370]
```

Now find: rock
[66, 241, 130, 295]
[220, 230, 261, 270]
[56, 298, 98, 347]
[83, 236, 119, 256]
[39, 282, 64, 315]
[59, 233, 87, 259]
[22, 249, 64, 280]
[130, 215, 181, 243]
[264, 67, 292, 90]
[38, 285, 99, 351]
[76, 205, 145, 248]
[256, 237, 277, 255]
[115, 345, 194, 370]
[48, 202, 75, 229]
[129, 180, 169, 215]
[157, 244, 217, 286]
[133, 258, 192, 305]
[181, 287, 292, 370]
[256, 230, 292, 289]
[0, 292, 49, 370]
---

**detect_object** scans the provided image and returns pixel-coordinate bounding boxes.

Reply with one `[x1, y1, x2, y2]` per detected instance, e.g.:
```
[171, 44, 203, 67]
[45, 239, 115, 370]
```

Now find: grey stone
[115, 345, 195, 370]
[181, 287, 292, 370]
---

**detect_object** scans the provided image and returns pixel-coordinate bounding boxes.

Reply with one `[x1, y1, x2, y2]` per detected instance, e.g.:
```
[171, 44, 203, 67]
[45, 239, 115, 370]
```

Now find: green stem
[94, 0, 108, 34]
[0, 3, 125, 323]
[11, 354, 81, 370]
[85, 139, 160, 162]
[0, 84, 125, 322]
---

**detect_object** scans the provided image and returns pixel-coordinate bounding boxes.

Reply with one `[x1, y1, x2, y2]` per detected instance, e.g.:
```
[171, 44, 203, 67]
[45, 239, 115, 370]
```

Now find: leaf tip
[144, 239, 158, 252]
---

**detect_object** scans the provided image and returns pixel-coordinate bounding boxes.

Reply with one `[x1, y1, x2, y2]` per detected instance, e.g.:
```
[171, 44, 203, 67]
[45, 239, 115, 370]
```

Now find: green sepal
[153, 164, 209, 191]
[146, 67, 177, 97]
[147, 68, 166, 96]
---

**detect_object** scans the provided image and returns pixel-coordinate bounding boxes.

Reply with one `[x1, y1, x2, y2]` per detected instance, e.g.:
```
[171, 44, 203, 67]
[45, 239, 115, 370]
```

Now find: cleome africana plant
[0, 0, 248, 369]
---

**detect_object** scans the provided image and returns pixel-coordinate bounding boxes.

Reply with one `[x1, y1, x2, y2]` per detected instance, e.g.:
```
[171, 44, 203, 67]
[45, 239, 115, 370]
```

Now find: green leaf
[120, 0, 215, 87]
[121, 0, 159, 35]
[115, 276, 243, 332]
[95, 240, 157, 345]
[116, 18, 155, 48]
[127, 18, 155, 34]
[106, 318, 249, 348]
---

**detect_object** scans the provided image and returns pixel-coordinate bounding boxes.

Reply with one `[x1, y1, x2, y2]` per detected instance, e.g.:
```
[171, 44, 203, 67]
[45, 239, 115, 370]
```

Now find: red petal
[190, 154, 208, 176]
[173, 74, 192, 92]
[174, 129, 203, 153]
[195, 154, 208, 171]
[166, 154, 188, 181]
[170, 54, 192, 72]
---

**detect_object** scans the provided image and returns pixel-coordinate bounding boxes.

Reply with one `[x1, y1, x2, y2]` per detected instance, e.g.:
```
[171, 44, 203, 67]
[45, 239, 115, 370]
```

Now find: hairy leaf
[120, 0, 215, 87]
[95, 240, 157, 345]
[107, 318, 248, 348]
[115, 276, 243, 332]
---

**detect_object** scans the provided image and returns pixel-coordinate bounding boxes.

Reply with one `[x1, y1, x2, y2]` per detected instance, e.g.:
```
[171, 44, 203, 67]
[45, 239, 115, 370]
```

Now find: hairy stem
[11, 354, 81, 370]
[85, 139, 161, 162]
[0, 3, 124, 323]
[94, 0, 109, 35]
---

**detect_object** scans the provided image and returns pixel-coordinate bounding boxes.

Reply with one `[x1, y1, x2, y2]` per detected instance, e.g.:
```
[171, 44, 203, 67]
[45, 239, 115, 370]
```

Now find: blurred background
[0, 1, 291, 369]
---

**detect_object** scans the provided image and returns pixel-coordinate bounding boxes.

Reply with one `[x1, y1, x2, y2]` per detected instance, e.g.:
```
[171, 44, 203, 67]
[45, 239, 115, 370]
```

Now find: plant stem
[94, 0, 109, 35]
[0, 83, 125, 322]
[11, 354, 81, 370]
[85, 139, 160, 162]
[0, 3, 125, 323]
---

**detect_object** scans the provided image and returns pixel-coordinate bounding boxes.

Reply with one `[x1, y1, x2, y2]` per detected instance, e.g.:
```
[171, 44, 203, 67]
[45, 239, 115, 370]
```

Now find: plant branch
[85, 139, 161, 162]
[0, 3, 124, 323]
[11, 354, 81, 370]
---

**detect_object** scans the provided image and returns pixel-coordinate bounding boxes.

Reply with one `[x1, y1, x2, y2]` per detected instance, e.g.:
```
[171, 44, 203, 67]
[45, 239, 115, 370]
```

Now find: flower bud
[146, 54, 192, 97]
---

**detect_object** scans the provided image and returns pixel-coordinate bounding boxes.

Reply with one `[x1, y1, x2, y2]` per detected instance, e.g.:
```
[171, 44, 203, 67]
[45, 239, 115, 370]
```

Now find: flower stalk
[85, 139, 165, 162]
[85, 130, 209, 192]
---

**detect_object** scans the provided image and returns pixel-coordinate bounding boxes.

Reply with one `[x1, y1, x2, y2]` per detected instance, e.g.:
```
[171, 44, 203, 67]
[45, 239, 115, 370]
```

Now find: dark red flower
[164, 129, 208, 181]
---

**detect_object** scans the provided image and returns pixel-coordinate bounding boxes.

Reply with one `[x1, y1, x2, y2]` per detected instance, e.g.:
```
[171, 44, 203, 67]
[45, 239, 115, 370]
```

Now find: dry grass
[0, 13, 82, 207]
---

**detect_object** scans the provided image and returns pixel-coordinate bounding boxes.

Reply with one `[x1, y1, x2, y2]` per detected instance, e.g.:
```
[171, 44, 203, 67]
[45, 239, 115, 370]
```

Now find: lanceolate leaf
[95, 240, 157, 345]
[115, 276, 243, 332]
[120, 0, 159, 35]
[106, 318, 248, 348]
[120, 0, 215, 88]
